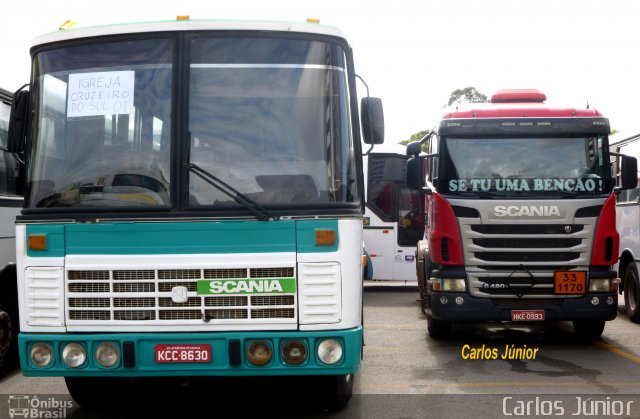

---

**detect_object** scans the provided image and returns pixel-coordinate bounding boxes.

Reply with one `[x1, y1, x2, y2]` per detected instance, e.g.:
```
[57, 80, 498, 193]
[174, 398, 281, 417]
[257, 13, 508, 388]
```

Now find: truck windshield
[27, 35, 357, 210]
[439, 136, 612, 197]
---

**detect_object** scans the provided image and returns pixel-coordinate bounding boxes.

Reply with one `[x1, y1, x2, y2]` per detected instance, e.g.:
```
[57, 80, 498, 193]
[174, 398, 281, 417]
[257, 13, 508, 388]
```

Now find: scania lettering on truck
[8, 18, 384, 410]
[406, 89, 637, 338]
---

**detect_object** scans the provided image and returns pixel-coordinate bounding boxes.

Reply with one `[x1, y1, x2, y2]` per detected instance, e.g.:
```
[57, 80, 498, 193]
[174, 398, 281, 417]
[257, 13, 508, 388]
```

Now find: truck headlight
[589, 278, 612, 292]
[246, 340, 272, 366]
[429, 278, 466, 292]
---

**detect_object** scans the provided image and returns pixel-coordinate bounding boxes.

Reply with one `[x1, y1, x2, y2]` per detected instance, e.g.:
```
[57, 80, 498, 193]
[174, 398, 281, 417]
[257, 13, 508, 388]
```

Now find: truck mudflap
[428, 292, 618, 322]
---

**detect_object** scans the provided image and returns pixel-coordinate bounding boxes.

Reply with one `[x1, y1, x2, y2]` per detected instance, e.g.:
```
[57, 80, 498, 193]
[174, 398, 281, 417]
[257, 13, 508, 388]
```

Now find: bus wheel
[65, 377, 131, 408]
[624, 262, 640, 323]
[0, 297, 18, 378]
[427, 316, 451, 339]
[322, 374, 354, 412]
[572, 320, 605, 339]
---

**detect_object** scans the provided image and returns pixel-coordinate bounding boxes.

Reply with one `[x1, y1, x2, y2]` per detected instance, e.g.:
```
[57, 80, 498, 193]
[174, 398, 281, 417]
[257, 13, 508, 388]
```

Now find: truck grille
[457, 206, 596, 298]
[66, 267, 296, 323]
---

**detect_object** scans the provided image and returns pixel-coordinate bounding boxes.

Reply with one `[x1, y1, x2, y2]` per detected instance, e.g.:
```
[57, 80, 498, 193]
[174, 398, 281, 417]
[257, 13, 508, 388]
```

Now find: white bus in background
[612, 132, 640, 322]
[363, 143, 422, 282]
[0, 87, 20, 378]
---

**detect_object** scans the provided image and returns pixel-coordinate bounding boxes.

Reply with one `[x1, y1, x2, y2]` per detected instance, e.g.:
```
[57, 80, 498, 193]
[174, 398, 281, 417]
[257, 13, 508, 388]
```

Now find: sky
[2, 0, 640, 142]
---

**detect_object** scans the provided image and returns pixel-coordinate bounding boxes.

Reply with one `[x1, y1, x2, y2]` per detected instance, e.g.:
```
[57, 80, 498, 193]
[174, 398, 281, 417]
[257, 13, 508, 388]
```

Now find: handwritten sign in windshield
[67, 71, 135, 118]
[448, 178, 603, 192]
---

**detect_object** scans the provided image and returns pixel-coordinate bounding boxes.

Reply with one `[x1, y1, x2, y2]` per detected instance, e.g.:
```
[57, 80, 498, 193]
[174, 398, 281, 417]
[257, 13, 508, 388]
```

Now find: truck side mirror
[7, 89, 30, 153]
[406, 141, 422, 157]
[620, 154, 638, 190]
[406, 156, 424, 190]
[361, 97, 384, 145]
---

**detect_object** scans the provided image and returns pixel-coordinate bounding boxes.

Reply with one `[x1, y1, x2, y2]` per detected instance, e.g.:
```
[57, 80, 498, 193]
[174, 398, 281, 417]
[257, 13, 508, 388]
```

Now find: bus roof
[32, 19, 347, 47]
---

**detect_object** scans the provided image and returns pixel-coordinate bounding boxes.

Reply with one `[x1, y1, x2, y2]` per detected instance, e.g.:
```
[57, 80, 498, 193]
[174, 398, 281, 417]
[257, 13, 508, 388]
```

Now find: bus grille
[66, 267, 296, 323]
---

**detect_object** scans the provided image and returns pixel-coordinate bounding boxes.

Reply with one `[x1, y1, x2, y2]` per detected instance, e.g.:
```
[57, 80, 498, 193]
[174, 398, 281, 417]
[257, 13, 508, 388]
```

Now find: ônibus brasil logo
[196, 278, 296, 295]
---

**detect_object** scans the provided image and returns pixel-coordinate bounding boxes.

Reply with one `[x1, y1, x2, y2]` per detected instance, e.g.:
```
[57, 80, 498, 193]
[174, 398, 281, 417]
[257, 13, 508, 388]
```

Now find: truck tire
[322, 374, 354, 412]
[427, 316, 451, 339]
[572, 320, 605, 339]
[65, 377, 132, 408]
[0, 289, 18, 378]
[624, 262, 640, 323]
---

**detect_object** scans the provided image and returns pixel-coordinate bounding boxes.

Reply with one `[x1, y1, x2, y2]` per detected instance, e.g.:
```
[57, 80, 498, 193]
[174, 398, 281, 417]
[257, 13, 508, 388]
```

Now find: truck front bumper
[429, 292, 617, 321]
[19, 327, 362, 377]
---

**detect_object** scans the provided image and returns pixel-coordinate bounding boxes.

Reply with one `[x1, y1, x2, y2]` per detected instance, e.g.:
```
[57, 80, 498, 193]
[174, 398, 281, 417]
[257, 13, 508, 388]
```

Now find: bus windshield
[27, 35, 357, 210]
[438, 136, 613, 197]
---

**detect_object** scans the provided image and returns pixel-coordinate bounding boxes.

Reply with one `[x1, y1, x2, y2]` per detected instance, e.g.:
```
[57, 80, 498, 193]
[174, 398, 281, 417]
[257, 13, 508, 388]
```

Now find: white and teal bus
[9, 18, 383, 409]
[0, 87, 21, 378]
[363, 144, 422, 282]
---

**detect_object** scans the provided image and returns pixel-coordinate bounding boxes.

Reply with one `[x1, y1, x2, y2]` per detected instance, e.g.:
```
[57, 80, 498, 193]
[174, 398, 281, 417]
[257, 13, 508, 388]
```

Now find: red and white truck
[406, 89, 637, 338]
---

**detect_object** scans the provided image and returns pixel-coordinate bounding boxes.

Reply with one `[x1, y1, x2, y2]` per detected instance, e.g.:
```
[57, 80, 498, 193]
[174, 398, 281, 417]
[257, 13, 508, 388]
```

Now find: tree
[446, 87, 489, 107]
[398, 130, 430, 146]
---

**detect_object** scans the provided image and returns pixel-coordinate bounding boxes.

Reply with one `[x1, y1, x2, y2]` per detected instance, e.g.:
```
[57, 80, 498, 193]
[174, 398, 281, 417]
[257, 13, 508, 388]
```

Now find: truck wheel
[427, 316, 451, 339]
[624, 262, 640, 323]
[65, 377, 132, 408]
[0, 297, 18, 378]
[321, 374, 354, 412]
[572, 320, 605, 339]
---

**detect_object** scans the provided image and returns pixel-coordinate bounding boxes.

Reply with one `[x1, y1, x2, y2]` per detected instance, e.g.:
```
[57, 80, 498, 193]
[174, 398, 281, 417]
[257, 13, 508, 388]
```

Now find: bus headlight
[30, 342, 54, 367]
[317, 339, 343, 365]
[62, 342, 86, 368]
[95, 342, 120, 368]
[281, 340, 308, 366]
[246, 340, 272, 366]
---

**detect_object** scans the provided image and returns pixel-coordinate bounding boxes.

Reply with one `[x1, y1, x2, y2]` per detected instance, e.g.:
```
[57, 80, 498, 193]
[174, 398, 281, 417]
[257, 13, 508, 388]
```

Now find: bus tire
[322, 374, 354, 412]
[0, 300, 18, 378]
[624, 262, 640, 323]
[572, 320, 605, 339]
[0, 270, 18, 379]
[65, 377, 131, 408]
[427, 316, 451, 339]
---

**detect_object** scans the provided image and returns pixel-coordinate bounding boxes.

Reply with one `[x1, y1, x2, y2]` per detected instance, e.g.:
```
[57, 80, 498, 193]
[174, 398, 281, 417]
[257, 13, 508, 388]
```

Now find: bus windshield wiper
[188, 163, 274, 221]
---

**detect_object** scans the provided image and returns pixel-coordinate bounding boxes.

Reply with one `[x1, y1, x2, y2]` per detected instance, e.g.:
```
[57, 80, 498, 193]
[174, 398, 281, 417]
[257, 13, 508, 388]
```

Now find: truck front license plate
[511, 310, 545, 321]
[155, 344, 212, 363]
[554, 271, 587, 294]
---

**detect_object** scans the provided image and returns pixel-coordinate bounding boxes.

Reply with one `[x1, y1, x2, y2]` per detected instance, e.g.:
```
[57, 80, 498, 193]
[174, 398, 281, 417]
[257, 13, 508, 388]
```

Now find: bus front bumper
[19, 327, 362, 377]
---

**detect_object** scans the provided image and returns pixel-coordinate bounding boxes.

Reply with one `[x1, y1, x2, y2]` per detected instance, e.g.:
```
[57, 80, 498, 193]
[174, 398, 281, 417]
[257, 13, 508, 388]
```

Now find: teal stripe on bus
[25, 219, 339, 256]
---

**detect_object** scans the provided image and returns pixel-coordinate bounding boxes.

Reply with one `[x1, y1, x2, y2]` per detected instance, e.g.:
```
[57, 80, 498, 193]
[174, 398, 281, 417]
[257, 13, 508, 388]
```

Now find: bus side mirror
[406, 156, 424, 190]
[361, 97, 384, 145]
[620, 154, 638, 190]
[7, 90, 30, 153]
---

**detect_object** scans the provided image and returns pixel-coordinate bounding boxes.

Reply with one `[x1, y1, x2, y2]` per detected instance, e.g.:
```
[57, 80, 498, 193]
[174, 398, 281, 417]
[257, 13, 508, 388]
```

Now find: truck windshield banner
[447, 178, 603, 193]
[196, 278, 296, 295]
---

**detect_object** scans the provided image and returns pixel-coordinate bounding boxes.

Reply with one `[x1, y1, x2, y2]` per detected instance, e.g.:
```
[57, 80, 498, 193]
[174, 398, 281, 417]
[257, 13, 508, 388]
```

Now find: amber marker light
[176, 15, 190, 20]
[315, 229, 336, 246]
[307, 18, 320, 24]
[28, 234, 47, 251]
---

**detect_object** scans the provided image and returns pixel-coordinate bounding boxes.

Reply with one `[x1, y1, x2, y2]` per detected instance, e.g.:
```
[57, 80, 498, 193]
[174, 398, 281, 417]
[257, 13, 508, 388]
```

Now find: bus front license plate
[511, 310, 545, 321]
[155, 344, 212, 363]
